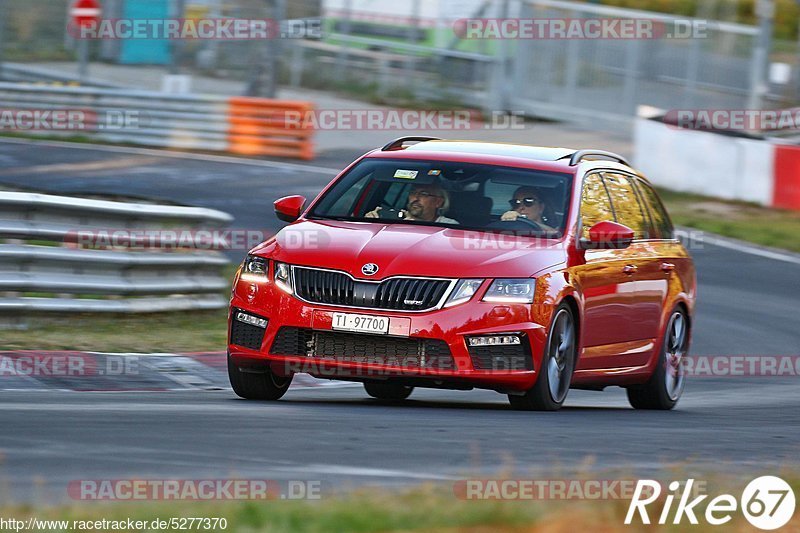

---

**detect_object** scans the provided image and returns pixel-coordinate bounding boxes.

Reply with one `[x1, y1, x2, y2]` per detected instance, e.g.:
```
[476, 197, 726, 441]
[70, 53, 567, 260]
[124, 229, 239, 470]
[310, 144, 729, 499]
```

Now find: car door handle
[622, 265, 638, 275]
[660, 262, 676, 273]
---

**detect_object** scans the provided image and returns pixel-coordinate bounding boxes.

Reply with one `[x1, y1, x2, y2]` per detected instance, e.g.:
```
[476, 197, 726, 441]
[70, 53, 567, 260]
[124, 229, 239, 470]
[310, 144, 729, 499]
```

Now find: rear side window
[579, 173, 615, 240]
[602, 172, 650, 239]
[636, 180, 675, 239]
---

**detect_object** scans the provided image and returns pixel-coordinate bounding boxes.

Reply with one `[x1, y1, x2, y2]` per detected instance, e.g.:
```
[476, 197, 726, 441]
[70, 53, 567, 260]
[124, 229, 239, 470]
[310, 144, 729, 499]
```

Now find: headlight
[241, 255, 268, 281]
[444, 279, 483, 307]
[482, 278, 536, 304]
[274, 262, 293, 294]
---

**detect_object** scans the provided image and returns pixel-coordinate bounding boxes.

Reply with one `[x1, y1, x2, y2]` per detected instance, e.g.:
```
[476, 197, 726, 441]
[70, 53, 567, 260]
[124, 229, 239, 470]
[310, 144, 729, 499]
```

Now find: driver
[365, 184, 458, 224]
[500, 186, 557, 232]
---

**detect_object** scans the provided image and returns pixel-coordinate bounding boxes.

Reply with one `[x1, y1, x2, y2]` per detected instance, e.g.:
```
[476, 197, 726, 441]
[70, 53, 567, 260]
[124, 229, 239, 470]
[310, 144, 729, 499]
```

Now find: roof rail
[567, 150, 631, 167]
[381, 136, 441, 151]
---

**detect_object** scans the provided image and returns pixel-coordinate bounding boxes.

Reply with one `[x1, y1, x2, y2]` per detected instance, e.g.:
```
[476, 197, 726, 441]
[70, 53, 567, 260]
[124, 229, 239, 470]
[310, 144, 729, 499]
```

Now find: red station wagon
[227, 138, 697, 411]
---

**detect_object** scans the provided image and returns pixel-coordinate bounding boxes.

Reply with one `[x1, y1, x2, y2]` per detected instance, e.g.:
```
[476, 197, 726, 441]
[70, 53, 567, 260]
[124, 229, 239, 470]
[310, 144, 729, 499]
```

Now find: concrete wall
[635, 114, 800, 210]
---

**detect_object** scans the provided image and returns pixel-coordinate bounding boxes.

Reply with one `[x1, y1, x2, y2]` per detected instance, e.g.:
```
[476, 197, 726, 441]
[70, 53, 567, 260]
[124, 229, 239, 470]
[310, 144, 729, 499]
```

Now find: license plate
[332, 313, 390, 335]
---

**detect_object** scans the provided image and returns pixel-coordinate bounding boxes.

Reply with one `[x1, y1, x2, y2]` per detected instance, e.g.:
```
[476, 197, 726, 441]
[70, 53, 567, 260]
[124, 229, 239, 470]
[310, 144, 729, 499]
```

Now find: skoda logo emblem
[361, 263, 379, 276]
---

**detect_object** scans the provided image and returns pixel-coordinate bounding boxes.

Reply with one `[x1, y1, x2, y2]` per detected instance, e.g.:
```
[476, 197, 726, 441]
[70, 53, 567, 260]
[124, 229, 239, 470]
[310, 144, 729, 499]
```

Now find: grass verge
[1, 475, 798, 532]
[0, 309, 228, 352]
[658, 188, 800, 253]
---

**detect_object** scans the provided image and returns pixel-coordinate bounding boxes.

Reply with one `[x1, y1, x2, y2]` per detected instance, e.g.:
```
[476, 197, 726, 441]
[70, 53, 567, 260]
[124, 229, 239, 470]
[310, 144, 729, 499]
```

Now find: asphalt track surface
[1, 138, 799, 503]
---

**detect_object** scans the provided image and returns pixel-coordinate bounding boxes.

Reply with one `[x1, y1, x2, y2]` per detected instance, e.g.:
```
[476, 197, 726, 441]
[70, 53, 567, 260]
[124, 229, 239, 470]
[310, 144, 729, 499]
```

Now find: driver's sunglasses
[410, 190, 442, 199]
[509, 197, 541, 208]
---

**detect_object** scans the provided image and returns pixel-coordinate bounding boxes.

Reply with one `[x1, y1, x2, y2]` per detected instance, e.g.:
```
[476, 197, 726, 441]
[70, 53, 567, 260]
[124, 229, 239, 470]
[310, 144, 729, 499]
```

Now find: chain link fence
[1, 0, 798, 127]
[506, 0, 761, 127]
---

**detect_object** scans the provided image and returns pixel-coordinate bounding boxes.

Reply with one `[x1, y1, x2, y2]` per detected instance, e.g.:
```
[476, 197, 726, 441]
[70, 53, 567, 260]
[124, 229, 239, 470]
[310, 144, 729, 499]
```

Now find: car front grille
[270, 327, 455, 370]
[468, 339, 532, 371]
[293, 266, 452, 312]
[229, 309, 267, 351]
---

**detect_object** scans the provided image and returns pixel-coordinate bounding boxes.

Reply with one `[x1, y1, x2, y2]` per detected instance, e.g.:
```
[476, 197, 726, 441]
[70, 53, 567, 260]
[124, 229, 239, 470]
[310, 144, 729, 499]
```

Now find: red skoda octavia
[228, 138, 696, 410]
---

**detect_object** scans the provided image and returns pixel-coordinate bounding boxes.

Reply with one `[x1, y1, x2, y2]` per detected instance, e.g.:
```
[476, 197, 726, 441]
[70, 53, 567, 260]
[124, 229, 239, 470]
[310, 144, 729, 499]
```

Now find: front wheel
[364, 381, 414, 400]
[508, 303, 577, 411]
[626, 308, 688, 410]
[228, 355, 292, 400]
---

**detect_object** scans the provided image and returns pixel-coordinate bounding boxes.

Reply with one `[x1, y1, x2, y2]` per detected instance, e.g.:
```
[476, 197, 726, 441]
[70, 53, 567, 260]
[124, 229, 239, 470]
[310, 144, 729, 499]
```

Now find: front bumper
[228, 277, 548, 392]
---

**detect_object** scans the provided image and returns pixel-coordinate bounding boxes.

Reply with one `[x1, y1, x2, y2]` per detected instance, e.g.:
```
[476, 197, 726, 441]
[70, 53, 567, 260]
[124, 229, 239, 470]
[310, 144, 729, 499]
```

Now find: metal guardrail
[1, 63, 126, 88]
[0, 191, 234, 316]
[0, 82, 316, 160]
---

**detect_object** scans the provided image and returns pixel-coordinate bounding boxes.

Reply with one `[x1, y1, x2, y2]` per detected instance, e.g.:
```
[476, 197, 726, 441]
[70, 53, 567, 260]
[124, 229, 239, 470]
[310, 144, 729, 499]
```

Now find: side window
[579, 173, 615, 240]
[383, 182, 408, 208]
[636, 180, 674, 239]
[484, 182, 520, 216]
[328, 173, 371, 216]
[603, 172, 650, 239]
[355, 181, 407, 217]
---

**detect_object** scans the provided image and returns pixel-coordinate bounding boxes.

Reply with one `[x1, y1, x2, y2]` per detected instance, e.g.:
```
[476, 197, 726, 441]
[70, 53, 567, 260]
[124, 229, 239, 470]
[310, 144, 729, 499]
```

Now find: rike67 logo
[626, 476, 796, 530]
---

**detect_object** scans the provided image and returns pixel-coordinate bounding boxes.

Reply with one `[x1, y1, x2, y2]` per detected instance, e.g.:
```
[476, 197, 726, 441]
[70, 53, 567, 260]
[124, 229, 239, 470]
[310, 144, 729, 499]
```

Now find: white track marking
[690, 230, 800, 266]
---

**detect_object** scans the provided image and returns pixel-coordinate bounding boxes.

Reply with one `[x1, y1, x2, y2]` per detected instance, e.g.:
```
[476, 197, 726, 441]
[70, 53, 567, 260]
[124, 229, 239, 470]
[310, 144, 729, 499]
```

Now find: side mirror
[582, 221, 634, 249]
[274, 195, 306, 223]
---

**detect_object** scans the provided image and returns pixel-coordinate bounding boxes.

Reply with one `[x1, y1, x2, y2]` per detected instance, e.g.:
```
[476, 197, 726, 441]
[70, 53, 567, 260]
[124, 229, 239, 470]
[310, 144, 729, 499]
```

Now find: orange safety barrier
[226, 97, 315, 160]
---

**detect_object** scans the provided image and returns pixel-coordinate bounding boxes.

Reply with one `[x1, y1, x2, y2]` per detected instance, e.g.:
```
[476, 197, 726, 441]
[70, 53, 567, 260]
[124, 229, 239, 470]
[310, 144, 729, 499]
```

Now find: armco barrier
[0, 191, 233, 319]
[0, 82, 315, 160]
[1, 63, 126, 88]
[633, 108, 800, 210]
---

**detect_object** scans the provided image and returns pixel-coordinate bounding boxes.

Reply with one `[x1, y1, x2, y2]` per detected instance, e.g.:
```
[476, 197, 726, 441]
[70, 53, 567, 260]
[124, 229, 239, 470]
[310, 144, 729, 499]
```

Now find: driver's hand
[365, 207, 381, 218]
[500, 210, 520, 221]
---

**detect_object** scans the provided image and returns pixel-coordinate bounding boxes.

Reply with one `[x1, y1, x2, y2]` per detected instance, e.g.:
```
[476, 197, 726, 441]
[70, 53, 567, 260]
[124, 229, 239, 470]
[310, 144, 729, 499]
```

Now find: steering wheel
[495, 215, 546, 233]
[367, 204, 404, 220]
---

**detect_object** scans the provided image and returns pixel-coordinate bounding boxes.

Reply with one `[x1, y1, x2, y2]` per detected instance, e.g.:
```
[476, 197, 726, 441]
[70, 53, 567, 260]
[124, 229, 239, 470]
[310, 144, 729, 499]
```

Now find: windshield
[309, 159, 573, 238]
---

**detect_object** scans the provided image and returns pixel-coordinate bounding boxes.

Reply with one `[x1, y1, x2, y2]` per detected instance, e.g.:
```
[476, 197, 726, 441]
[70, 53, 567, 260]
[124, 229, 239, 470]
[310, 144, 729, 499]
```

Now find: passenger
[500, 186, 557, 232]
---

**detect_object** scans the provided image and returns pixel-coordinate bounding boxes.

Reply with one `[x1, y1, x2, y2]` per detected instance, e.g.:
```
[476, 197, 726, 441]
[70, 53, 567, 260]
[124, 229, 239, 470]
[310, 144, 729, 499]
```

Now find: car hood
[252, 219, 567, 279]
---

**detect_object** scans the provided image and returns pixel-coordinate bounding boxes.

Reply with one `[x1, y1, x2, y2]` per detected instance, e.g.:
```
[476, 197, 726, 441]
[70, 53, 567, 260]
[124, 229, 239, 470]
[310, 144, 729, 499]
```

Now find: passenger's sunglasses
[509, 197, 541, 208]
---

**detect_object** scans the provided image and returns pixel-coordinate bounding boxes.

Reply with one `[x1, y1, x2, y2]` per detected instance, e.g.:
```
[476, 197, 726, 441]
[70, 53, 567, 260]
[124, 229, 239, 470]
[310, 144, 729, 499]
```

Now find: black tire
[508, 303, 577, 411]
[228, 355, 292, 400]
[626, 308, 689, 410]
[364, 381, 414, 401]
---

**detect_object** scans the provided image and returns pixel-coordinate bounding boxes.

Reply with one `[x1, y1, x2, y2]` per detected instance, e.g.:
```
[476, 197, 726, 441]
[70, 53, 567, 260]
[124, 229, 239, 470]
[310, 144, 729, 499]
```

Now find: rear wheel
[364, 381, 414, 401]
[228, 355, 292, 400]
[508, 303, 576, 411]
[627, 308, 688, 410]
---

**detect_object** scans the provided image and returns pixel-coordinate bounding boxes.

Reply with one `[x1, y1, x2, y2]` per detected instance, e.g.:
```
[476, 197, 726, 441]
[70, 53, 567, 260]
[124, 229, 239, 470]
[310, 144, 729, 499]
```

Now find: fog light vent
[467, 335, 521, 347]
[236, 311, 267, 329]
[230, 309, 268, 351]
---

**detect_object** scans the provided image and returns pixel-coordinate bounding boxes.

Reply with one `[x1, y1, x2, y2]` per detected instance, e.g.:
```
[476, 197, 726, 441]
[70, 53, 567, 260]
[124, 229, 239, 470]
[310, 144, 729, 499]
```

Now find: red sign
[70, 0, 101, 28]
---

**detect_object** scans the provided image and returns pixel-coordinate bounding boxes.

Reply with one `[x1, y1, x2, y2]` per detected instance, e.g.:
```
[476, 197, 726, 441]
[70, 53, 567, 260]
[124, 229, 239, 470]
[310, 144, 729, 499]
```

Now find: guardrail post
[747, 0, 775, 110]
[0, 0, 6, 80]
